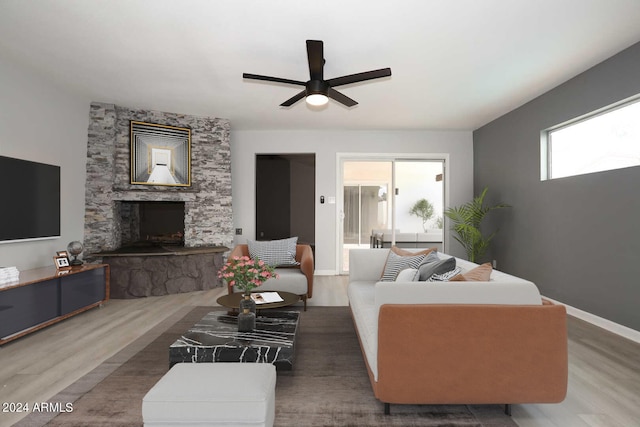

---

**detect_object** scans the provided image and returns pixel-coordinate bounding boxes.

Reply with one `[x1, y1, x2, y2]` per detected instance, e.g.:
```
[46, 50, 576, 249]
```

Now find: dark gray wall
[474, 42, 640, 331]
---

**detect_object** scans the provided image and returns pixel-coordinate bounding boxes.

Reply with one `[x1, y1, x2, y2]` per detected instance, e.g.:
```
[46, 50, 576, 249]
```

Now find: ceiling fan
[243, 40, 392, 108]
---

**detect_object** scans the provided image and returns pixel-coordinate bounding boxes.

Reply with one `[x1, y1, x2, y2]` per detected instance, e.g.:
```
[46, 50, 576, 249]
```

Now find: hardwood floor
[514, 315, 640, 427]
[1, 275, 638, 427]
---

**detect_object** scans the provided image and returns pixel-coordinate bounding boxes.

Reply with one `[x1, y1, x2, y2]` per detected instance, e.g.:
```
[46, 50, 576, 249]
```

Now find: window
[543, 96, 640, 180]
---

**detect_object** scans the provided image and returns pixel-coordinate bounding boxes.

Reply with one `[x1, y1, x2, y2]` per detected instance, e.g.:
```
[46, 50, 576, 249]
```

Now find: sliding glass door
[341, 161, 391, 271]
[340, 158, 444, 273]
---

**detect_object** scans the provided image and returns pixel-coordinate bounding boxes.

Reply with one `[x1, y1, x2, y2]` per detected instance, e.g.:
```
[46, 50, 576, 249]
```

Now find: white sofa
[348, 248, 568, 414]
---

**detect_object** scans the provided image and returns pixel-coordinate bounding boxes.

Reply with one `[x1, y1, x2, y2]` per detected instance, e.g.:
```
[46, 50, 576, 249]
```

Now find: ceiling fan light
[306, 94, 329, 106]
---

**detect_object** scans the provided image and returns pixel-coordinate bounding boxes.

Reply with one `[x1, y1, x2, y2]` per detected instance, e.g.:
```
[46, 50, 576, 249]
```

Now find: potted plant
[444, 187, 510, 263]
[409, 198, 435, 232]
[218, 255, 278, 295]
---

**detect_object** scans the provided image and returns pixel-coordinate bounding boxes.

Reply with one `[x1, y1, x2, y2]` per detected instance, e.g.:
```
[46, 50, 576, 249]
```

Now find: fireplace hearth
[98, 244, 228, 298]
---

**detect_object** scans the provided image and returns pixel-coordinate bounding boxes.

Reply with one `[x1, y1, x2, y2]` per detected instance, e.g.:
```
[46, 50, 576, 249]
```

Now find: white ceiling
[2, 0, 640, 131]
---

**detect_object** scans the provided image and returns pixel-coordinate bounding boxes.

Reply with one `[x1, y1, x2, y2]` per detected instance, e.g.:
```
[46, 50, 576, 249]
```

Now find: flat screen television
[0, 156, 61, 243]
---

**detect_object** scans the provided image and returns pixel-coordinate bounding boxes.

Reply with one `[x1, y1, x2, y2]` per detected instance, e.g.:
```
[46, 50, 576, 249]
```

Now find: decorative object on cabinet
[67, 240, 84, 265]
[0, 266, 19, 285]
[54, 255, 71, 270]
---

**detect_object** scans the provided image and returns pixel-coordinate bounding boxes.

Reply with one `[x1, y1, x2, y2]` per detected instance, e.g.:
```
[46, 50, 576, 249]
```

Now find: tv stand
[0, 264, 109, 345]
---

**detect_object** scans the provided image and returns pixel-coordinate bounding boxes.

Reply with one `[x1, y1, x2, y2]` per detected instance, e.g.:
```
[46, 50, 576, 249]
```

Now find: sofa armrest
[229, 244, 249, 258]
[296, 244, 314, 298]
[375, 303, 568, 405]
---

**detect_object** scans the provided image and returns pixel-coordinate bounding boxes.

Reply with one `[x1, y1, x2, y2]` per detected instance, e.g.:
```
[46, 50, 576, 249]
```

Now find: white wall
[231, 130, 473, 273]
[0, 56, 90, 270]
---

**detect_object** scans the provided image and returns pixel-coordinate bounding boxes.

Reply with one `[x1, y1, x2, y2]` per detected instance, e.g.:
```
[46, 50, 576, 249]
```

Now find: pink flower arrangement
[218, 255, 278, 294]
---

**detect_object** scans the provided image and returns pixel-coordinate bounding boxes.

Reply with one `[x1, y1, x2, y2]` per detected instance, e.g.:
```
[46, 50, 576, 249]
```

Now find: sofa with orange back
[227, 241, 314, 310]
[348, 247, 568, 415]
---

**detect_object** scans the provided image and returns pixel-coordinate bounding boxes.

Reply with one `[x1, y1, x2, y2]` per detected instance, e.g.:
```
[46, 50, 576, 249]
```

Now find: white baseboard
[314, 270, 338, 276]
[544, 296, 640, 344]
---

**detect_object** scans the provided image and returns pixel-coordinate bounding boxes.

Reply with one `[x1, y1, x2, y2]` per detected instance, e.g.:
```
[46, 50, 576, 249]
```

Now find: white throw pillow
[247, 237, 300, 267]
[395, 268, 419, 282]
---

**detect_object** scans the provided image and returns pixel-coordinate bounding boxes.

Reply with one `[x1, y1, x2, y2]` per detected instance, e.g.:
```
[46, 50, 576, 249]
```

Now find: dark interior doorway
[255, 154, 315, 248]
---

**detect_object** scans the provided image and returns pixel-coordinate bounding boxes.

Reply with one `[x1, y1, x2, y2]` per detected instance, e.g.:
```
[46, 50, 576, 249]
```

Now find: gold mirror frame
[130, 121, 191, 187]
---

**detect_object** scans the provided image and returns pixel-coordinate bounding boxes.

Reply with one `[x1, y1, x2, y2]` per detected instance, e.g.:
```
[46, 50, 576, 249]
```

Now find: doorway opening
[255, 154, 316, 250]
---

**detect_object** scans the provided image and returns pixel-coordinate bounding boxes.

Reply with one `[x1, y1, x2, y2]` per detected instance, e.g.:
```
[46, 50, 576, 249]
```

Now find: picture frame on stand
[54, 255, 72, 271]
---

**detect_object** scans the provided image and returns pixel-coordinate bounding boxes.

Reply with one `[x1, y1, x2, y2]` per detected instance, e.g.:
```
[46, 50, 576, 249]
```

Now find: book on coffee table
[251, 292, 284, 304]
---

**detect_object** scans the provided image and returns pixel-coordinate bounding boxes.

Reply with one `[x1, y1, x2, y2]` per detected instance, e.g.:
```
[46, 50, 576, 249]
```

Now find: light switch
[328, 196, 336, 204]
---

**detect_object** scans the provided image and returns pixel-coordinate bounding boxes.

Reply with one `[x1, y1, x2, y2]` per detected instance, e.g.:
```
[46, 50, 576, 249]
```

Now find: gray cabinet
[0, 264, 109, 345]
[60, 267, 106, 315]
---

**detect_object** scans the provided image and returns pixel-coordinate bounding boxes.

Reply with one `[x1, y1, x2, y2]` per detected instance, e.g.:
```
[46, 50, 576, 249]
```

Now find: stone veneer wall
[83, 102, 232, 256]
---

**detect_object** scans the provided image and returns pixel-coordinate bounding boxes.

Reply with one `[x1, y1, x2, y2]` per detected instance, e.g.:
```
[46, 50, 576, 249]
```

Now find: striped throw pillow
[380, 251, 426, 281]
[248, 237, 300, 267]
[427, 267, 462, 282]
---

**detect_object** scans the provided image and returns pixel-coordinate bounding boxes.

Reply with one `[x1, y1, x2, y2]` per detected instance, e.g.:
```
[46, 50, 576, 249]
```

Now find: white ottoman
[142, 363, 276, 427]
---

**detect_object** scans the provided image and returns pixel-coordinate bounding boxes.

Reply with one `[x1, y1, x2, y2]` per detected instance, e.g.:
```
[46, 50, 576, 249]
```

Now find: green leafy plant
[409, 198, 435, 232]
[443, 187, 510, 263]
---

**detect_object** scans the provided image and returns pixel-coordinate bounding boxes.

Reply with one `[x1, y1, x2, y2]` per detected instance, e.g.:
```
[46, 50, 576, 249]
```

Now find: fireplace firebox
[119, 201, 185, 247]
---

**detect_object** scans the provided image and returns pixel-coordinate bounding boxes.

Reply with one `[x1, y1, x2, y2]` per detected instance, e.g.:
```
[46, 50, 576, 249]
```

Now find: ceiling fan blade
[328, 88, 358, 107]
[326, 68, 392, 87]
[280, 90, 307, 107]
[306, 40, 324, 81]
[243, 73, 305, 86]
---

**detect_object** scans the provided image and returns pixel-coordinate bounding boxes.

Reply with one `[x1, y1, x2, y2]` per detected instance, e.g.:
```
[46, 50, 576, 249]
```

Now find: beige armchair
[226, 244, 314, 310]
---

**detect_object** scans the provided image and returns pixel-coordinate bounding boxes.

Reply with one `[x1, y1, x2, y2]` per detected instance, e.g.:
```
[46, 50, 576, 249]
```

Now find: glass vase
[237, 308, 256, 332]
[240, 292, 256, 314]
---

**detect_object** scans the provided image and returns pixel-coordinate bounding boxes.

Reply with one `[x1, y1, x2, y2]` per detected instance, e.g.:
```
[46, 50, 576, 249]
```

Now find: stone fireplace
[83, 102, 233, 254]
[82, 102, 233, 297]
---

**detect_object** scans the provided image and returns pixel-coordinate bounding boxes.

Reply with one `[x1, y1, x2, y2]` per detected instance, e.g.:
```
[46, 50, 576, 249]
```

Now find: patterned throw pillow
[427, 267, 462, 282]
[417, 256, 456, 281]
[247, 237, 300, 267]
[380, 251, 426, 281]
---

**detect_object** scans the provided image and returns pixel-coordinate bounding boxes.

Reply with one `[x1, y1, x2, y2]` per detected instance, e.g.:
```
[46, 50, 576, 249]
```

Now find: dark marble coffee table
[169, 310, 299, 370]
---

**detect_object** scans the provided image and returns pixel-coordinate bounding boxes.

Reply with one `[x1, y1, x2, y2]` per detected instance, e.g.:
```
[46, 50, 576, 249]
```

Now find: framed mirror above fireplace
[130, 121, 191, 187]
